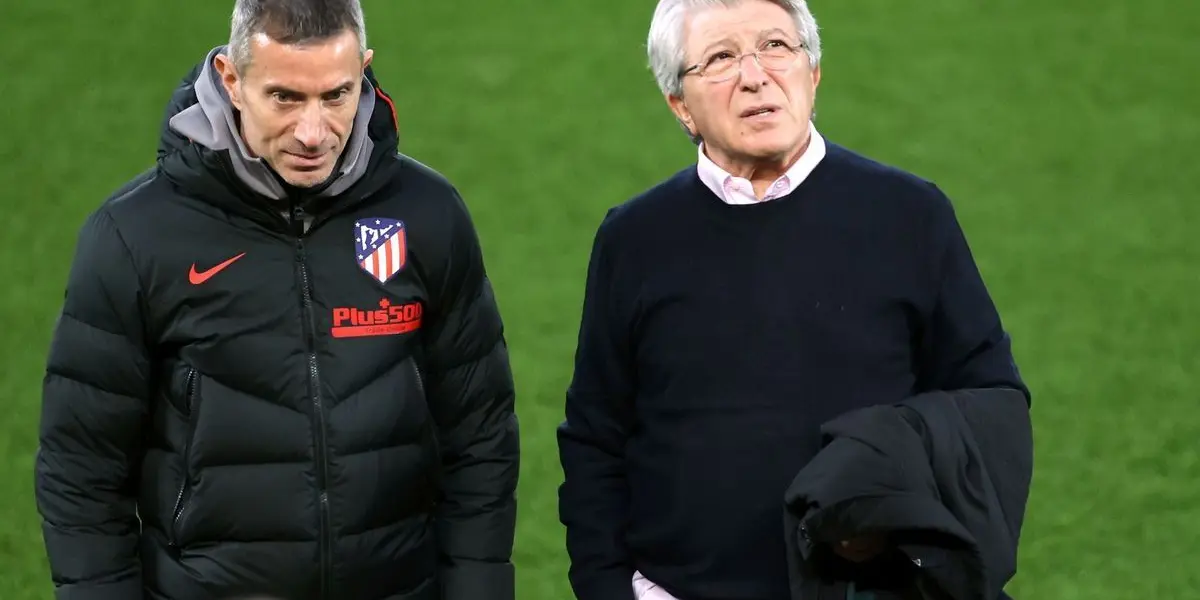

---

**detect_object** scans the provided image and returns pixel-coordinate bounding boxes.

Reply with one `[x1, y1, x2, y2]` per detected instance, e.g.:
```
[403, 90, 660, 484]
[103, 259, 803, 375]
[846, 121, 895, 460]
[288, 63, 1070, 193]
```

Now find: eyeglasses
[680, 40, 807, 83]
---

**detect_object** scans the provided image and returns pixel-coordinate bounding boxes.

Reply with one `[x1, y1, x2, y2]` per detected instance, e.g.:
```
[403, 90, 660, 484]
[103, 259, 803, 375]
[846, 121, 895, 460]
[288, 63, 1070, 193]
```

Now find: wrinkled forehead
[683, 2, 800, 54]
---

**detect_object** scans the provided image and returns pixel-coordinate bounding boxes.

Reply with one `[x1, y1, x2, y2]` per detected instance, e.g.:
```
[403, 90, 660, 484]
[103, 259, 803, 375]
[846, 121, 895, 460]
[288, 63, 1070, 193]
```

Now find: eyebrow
[697, 28, 798, 57]
[759, 28, 795, 40]
[263, 80, 356, 97]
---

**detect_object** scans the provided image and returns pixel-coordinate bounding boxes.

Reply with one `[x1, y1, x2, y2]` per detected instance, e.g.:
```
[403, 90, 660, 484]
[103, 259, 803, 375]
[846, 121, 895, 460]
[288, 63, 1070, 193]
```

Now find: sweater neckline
[687, 145, 840, 219]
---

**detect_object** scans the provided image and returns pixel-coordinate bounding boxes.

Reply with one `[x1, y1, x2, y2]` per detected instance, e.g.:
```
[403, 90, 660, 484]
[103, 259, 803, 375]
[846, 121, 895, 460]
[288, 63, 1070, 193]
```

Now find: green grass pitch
[1, 1, 1197, 598]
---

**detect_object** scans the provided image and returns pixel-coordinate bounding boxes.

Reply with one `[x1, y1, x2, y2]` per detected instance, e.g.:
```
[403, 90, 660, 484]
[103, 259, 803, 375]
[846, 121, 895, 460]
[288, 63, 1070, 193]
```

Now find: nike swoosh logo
[189, 252, 246, 285]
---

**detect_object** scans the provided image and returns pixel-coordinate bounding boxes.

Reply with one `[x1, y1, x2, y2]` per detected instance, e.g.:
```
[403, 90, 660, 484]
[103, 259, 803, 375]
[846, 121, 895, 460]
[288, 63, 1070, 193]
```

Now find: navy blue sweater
[556, 142, 1027, 600]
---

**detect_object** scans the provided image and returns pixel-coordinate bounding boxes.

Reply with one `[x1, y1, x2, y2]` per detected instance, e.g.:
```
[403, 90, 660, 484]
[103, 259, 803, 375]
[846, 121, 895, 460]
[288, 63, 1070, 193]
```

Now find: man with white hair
[557, 1, 1031, 599]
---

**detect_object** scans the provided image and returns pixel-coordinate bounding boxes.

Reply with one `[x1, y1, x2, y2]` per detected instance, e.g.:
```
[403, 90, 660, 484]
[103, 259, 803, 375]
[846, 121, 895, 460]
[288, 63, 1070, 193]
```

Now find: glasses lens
[705, 60, 738, 81]
[759, 47, 797, 70]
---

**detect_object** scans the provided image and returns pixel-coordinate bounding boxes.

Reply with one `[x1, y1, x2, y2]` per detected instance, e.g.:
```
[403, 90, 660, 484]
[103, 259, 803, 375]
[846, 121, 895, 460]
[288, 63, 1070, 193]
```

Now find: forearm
[557, 421, 636, 600]
[429, 338, 519, 600]
[36, 361, 146, 597]
[37, 498, 143, 600]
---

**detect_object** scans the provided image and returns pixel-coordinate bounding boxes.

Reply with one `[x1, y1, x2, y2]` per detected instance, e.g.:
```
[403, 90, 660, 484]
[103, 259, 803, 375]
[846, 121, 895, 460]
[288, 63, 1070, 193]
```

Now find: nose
[292, 103, 328, 150]
[738, 53, 770, 86]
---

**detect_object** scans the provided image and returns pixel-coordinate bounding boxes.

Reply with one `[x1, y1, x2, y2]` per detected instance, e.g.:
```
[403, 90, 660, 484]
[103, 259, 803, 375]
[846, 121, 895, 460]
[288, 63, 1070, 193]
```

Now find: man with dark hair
[33, 2, 520, 600]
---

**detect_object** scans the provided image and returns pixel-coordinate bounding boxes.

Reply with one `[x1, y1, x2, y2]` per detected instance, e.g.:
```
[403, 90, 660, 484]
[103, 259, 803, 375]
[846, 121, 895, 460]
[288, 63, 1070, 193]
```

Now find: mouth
[740, 105, 781, 118]
[285, 151, 327, 169]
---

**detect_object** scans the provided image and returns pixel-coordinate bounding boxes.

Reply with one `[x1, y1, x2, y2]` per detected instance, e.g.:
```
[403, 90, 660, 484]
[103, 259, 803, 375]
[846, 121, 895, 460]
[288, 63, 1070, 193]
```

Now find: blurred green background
[2, 0, 1197, 598]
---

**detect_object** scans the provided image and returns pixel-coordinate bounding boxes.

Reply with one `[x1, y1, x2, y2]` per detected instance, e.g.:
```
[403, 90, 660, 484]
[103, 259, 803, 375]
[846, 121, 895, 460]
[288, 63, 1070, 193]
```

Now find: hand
[833, 534, 887, 563]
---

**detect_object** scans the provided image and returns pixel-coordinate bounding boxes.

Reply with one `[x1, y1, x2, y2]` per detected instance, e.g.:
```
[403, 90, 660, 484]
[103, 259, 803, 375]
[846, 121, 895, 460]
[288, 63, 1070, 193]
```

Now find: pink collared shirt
[696, 122, 827, 205]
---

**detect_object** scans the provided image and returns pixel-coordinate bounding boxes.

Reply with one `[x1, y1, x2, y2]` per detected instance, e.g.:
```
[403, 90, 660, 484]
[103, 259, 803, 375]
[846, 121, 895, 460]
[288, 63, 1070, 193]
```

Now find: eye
[705, 50, 736, 67]
[271, 91, 298, 103]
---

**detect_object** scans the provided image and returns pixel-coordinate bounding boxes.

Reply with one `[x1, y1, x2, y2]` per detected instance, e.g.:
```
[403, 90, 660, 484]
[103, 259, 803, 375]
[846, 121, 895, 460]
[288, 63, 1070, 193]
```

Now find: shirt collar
[696, 121, 826, 205]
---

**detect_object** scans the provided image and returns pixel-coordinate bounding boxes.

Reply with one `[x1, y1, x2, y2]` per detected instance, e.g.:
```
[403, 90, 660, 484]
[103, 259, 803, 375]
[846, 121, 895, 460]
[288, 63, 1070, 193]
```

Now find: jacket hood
[157, 46, 401, 220]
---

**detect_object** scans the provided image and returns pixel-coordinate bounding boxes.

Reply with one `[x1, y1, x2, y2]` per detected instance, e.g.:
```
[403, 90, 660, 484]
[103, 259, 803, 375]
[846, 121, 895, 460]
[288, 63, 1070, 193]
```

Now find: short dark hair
[228, 0, 367, 71]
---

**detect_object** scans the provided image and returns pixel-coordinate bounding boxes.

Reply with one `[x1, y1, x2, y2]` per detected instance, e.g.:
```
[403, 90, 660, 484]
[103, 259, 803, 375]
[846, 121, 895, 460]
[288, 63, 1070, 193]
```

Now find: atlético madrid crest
[355, 218, 407, 284]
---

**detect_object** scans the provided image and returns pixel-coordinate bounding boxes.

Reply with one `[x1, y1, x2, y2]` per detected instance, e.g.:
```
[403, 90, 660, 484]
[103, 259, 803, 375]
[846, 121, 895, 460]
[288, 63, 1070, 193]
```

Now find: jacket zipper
[169, 368, 199, 548]
[292, 204, 333, 600]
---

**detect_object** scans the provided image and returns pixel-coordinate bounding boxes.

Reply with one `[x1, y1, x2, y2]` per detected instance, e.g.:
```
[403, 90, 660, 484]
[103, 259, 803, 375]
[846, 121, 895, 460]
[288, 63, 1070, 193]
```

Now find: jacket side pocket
[168, 367, 200, 549]
[410, 357, 442, 508]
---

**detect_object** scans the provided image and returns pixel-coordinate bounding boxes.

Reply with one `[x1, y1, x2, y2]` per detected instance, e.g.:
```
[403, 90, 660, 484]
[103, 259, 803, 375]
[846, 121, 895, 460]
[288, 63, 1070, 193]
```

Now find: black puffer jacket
[34, 56, 519, 600]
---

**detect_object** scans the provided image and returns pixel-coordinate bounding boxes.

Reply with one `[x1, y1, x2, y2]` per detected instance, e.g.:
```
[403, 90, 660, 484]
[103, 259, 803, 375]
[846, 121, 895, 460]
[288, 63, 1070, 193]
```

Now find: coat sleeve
[556, 209, 638, 600]
[421, 190, 520, 600]
[915, 187, 1030, 402]
[35, 208, 151, 600]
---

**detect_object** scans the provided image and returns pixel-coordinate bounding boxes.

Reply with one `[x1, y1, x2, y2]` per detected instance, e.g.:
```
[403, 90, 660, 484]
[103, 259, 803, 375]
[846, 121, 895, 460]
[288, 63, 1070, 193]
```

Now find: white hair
[228, 0, 368, 72]
[646, 0, 821, 99]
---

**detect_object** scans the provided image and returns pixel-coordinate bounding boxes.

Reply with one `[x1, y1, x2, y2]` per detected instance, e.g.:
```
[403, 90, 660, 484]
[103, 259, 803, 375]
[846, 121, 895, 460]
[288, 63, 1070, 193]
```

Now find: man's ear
[666, 93, 696, 139]
[362, 48, 374, 71]
[212, 53, 243, 110]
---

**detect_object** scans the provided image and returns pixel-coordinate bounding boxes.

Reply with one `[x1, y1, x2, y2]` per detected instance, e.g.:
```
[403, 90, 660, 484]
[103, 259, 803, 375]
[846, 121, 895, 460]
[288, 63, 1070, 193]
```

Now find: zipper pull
[290, 204, 307, 236]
